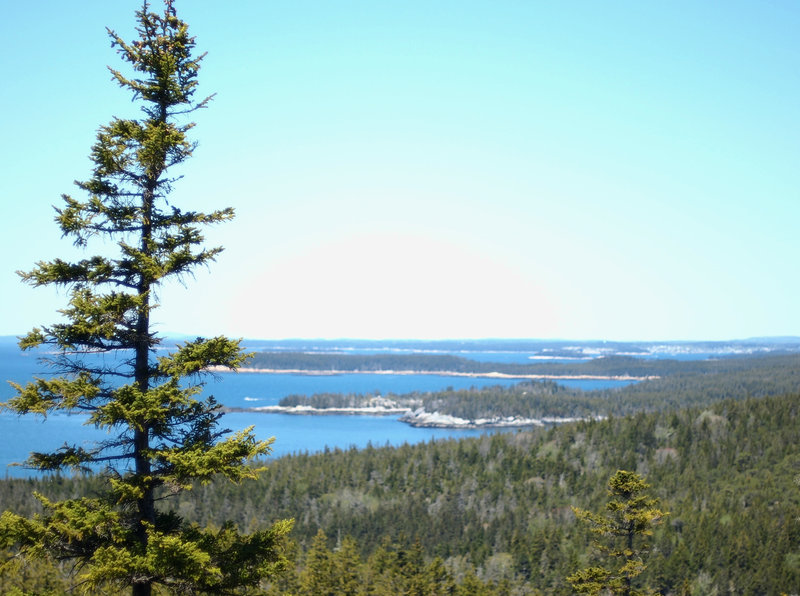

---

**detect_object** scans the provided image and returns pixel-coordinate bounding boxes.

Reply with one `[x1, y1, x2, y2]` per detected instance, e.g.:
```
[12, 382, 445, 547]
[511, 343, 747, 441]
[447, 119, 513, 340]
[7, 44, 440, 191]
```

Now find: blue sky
[1, 1, 798, 341]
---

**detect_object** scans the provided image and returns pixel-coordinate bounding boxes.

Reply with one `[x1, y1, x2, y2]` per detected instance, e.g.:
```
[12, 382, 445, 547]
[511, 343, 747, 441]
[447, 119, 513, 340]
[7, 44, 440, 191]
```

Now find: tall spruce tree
[0, 2, 292, 594]
[567, 470, 667, 596]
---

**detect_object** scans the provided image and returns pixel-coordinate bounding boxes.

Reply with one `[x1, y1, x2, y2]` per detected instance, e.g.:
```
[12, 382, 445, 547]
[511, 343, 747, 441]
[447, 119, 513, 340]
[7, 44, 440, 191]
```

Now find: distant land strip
[212, 366, 658, 381]
[231, 350, 739, 377]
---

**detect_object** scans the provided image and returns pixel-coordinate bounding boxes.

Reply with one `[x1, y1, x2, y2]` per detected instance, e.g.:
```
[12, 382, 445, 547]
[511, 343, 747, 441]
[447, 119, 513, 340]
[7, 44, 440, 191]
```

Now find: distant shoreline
[221, 404, 593, 429]
[213, 367, 657, 382]
[224, 405, 408, 416]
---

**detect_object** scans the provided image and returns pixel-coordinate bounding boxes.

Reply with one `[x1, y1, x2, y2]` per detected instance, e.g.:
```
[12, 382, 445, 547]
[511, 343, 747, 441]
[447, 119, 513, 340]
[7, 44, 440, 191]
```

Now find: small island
[222, 351, 800, 428]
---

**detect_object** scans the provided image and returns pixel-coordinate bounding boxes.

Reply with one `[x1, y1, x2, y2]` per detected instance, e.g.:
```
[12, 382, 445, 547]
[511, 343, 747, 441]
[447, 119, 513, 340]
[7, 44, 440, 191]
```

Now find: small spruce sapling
[567, 470, 667, 596]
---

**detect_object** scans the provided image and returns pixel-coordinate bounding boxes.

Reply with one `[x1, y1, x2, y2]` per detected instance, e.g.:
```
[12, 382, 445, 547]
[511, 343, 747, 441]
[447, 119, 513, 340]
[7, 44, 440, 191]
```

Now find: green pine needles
[0, 2, 292, 594]
[568, 470, 667, 596]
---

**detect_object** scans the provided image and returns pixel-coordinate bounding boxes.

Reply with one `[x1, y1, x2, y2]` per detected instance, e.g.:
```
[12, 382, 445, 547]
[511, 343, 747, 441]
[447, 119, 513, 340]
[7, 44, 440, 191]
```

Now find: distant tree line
[249, 350, 800, 379]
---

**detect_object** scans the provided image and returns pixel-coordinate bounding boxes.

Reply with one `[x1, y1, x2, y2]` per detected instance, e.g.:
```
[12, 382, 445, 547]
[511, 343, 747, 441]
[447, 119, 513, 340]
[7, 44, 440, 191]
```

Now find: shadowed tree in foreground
[567, 470, 667, 596]
[0, 2, 291, 594]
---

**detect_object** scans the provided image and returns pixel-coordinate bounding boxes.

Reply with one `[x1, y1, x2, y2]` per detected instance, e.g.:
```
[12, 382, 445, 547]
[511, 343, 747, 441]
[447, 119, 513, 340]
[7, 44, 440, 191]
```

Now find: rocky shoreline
[223, 404, 590, 429]
[228, 404, 408, 416]
[398, 408, 592, 428]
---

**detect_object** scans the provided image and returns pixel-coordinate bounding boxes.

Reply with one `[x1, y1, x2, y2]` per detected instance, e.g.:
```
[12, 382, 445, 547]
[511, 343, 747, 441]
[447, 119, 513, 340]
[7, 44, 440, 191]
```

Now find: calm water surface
[0, 341, 632, 478]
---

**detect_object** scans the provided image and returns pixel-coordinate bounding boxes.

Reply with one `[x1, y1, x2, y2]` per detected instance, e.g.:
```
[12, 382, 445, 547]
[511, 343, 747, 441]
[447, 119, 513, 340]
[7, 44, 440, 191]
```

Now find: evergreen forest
[3, 355, 800, 594]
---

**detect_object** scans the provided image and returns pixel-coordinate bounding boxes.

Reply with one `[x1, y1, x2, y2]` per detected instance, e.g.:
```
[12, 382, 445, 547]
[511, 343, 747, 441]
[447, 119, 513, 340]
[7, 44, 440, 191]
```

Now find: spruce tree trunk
[133, 580, 152, 596]
[624, 521, 634, 596]
[133, 181, 156, 596]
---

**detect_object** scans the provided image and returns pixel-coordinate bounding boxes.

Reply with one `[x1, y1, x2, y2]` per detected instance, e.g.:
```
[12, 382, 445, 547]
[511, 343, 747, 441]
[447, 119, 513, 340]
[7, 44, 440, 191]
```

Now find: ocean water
[0, 340, 632, 478]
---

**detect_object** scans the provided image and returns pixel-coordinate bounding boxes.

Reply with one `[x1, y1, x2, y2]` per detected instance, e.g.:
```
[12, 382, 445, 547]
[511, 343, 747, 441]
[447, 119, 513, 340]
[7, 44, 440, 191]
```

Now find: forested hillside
[3, 391, 800, 594]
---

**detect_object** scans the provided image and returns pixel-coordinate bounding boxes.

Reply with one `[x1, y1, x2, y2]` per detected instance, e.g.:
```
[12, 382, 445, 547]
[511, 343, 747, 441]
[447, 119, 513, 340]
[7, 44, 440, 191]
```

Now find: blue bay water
[0, 340, 632, 478]
[204, 372, 521, 408]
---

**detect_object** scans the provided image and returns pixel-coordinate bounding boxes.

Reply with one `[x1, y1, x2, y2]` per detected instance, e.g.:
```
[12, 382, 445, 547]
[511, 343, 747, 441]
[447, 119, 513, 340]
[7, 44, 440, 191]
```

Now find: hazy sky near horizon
[1, 1, 798, 341]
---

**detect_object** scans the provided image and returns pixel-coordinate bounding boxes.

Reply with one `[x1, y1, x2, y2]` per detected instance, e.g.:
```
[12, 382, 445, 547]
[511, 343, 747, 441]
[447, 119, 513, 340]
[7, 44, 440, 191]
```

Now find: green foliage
[297, 530, 361, 596]
[289, 532, 463, 596]
[192, 391, 800, 593]
[568, 471, 667, 595]
[4, 375, 800, 592]
[0, 2, 290, 594]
